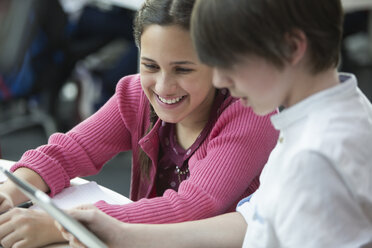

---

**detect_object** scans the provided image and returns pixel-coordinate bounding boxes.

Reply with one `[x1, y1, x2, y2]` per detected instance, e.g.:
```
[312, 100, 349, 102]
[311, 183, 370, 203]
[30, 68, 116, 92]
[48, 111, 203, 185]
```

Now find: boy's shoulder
[286, 73, 372, 156]
[283, 83, 372, 200]
[305, 81, 372, 150]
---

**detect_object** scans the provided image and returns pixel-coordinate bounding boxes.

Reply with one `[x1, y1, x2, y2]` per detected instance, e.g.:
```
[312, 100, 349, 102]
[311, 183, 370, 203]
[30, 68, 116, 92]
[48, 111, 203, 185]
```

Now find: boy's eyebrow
[141, 56, 196, 65]
[170, 61, 196, 65]
[141, 57, 156, 62]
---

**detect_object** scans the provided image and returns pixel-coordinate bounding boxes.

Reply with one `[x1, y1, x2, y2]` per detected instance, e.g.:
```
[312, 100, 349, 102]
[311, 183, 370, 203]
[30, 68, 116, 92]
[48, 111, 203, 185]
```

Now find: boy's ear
[285, 29, 308, 66]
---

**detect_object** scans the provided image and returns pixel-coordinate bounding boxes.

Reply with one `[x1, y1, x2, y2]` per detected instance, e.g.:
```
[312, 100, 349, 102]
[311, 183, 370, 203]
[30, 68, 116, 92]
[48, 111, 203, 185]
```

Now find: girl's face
[212, 56, 291, 115]
[140, 25, 215, 125]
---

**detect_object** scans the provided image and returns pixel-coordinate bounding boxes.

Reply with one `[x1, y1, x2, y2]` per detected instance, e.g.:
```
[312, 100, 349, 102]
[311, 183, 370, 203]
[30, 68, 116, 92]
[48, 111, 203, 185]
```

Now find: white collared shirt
[237, 73, 372, 247]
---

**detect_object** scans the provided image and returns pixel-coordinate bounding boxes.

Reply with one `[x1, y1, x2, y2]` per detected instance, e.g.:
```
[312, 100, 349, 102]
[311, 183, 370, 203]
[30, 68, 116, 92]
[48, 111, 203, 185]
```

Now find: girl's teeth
[159, 96, 184, 104]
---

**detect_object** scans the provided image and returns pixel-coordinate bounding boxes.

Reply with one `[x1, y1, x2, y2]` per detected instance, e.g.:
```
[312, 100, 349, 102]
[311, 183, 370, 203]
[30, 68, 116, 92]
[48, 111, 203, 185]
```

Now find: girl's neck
[176, 89, 216, 149]
[176, 123, 206, 149]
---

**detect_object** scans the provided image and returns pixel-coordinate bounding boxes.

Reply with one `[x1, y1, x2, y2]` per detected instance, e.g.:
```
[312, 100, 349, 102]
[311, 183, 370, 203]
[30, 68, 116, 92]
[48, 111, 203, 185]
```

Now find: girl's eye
[175, 67, 194, 74]
[142, 63, 159, 71]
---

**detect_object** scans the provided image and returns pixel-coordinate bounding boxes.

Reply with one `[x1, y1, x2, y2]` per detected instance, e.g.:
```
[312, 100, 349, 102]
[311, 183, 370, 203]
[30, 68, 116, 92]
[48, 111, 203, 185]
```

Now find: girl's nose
[156, 73, 177, 94]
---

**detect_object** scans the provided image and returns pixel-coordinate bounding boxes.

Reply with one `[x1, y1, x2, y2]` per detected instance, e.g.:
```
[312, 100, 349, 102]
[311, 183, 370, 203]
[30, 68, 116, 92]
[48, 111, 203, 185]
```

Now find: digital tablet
[0, 167, 107, 248]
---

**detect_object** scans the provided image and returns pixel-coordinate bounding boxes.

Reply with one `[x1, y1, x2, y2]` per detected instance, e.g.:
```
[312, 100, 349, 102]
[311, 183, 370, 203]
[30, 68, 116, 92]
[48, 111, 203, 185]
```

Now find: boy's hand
[56, 205, 124, 248]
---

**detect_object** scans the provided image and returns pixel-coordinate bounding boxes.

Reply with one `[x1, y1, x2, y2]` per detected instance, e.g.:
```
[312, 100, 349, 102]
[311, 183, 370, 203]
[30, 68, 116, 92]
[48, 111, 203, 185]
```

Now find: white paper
[0, 160, 16, 183]
[31, 181, 131, 210]
[0, 173, 7, 183]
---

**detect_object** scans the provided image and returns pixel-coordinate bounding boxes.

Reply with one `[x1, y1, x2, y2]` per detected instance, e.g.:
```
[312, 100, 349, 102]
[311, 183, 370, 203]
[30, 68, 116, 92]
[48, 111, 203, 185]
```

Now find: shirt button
[170, 181, 176, 188]
[186, 149, 191, 155]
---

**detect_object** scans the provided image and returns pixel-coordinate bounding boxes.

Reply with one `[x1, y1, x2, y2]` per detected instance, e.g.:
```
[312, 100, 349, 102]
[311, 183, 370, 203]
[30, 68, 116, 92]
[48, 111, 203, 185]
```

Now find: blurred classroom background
[0, 0, 371, 197]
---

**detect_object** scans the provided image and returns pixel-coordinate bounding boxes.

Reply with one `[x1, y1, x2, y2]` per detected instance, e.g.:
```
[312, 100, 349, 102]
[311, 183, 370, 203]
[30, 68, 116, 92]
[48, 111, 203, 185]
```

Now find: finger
[74, 204, 97, 211]
[0, 221, 14, 241]
[0, 210, 12, 225]
[9, 239, 29, 248]
[54, 220, 64, 233]
[0, 193, 13, 213]
[66, 208, 96, 224]
[0, 231, 22, 248]
[69, 235, 87, 248]
[62, 230, 83, 248]
[61, 231, 71, 242]
[54, 221, 69, 241]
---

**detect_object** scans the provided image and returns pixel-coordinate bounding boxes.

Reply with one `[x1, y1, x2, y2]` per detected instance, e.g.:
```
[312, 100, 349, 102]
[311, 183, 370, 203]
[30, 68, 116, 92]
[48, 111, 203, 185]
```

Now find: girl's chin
[152, 106, 185, 123]
[156, 114, 182, 124]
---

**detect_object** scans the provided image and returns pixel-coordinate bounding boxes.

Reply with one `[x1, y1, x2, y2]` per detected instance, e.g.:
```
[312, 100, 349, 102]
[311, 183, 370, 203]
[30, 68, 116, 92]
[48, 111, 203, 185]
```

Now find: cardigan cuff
[10, 150, 69, 197]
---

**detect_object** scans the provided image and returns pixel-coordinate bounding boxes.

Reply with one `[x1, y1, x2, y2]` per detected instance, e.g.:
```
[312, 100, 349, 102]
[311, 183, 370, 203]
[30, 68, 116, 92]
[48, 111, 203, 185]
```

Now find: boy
[58, 0, 372, 247]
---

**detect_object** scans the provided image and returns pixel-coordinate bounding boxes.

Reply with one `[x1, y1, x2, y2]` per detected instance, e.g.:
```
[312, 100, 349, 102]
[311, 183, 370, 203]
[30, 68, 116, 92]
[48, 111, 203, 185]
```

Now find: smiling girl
[0, 0, 278, 247]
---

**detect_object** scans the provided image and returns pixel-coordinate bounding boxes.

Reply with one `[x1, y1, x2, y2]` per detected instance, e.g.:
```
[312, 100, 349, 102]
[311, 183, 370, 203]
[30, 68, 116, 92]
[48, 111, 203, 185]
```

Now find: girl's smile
[155, 94, 188, 109]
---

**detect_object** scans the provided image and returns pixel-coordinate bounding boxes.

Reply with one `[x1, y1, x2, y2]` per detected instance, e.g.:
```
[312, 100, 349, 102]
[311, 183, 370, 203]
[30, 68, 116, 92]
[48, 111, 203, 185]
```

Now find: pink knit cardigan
[11, 74, 279, 223]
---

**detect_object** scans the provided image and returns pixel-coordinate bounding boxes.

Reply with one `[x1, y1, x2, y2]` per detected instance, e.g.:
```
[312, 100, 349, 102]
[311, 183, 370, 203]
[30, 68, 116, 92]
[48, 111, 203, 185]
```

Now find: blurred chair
[0, 0, 40, 74]
[1, 1, 139, 137]
[0, 0, 58, 138]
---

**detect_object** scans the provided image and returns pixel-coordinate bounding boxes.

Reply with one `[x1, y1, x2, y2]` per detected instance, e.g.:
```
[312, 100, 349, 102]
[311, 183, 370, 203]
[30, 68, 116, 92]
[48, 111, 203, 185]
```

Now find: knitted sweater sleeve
[95, 101, 279, 223]
[10, 75, 142, 196]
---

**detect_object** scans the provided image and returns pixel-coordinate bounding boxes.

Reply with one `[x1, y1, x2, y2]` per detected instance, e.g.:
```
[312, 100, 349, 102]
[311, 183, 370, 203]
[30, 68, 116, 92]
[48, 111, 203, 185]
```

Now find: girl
[0, 0, 277, 247]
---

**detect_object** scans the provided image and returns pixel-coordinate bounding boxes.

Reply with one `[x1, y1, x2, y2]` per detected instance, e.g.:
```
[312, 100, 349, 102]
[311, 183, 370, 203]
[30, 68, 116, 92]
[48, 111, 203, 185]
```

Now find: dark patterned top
[155, 89, 229, 196]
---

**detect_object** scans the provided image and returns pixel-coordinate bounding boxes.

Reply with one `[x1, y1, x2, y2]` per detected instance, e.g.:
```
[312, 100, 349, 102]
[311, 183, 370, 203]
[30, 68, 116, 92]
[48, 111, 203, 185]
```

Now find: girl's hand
[0, 208, 65, 248]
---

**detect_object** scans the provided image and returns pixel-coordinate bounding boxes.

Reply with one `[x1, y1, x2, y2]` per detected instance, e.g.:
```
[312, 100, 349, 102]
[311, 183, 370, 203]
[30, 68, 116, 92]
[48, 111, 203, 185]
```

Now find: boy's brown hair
[191, 0, 344, 73]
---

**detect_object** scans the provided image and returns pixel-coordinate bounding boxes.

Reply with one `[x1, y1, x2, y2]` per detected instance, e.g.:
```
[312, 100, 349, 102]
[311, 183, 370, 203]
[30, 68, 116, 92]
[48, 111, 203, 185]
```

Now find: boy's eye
[142, 63, 159, 70]
[175, 67, 194, 74]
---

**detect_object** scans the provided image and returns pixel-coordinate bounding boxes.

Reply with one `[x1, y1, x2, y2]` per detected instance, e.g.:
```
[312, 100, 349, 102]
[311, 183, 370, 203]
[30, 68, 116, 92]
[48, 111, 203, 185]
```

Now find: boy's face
[212, 56, 291, 115]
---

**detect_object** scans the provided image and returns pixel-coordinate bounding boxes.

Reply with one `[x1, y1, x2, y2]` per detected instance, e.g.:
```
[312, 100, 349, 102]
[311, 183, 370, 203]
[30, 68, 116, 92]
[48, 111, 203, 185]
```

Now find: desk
[0, 159, 131, 248]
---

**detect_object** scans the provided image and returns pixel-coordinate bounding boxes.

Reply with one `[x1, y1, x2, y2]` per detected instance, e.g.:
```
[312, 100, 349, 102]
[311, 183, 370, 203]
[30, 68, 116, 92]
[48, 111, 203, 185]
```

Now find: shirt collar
[270, 73, 358, 131]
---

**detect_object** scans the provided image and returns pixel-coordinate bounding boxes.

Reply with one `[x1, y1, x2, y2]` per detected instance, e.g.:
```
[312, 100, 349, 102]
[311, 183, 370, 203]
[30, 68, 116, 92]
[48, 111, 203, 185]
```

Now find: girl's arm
[0, 75, 142, 248]
[97, 103, 278, 224]
[0, 167, 49, 209]
[6, 75, 141, 200]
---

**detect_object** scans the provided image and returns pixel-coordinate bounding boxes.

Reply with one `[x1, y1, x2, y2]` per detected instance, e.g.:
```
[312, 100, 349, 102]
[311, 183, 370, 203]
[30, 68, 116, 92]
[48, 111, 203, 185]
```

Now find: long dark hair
[134, 0, 195, 180]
